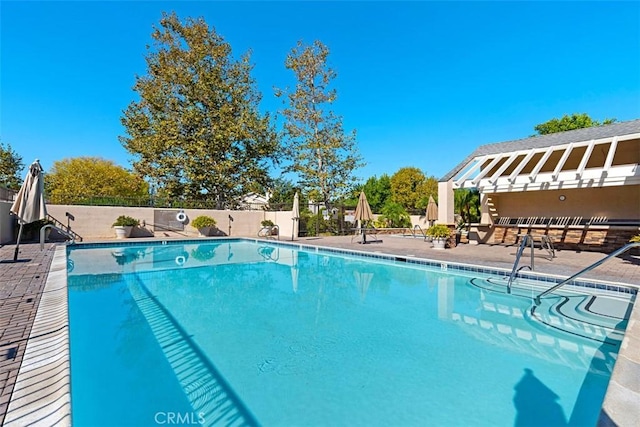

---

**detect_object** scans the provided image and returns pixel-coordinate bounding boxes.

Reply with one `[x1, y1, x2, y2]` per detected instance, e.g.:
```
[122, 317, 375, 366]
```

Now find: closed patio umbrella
[354, 191, 374, 243]
[10, 160, 47, 261]
[426, 195, 438, 227]
[291, 191, 300, 241]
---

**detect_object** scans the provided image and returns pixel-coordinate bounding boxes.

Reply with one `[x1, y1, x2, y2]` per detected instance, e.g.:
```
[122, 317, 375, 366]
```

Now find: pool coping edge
[598, 296, 640, 426]
[4, 245, 71, 426]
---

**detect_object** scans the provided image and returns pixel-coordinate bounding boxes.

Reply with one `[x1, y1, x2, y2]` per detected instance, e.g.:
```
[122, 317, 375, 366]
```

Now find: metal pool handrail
[507, 234, 535, 293]
[533, 242, 640, 307]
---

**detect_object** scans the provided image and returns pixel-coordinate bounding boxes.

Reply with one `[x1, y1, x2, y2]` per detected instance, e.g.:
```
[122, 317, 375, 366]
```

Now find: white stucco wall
[45, 205, 297, 241]
[0, 201, 15, 244]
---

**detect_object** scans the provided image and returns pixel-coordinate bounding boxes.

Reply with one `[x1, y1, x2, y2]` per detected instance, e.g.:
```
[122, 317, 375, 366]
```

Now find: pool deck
[0, 237, 638, 426]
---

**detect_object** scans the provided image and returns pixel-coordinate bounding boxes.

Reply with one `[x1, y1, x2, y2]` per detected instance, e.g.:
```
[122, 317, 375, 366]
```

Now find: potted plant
[260, 219, 278, 236]
[426, 224, 451, 250]
[112, 215, 140, 239]
[191, 215, 217, 237]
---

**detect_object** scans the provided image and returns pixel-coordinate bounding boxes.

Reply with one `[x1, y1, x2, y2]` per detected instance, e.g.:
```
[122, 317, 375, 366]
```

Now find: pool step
[530, 293, 628, 344]
[469, 277, 630, 345]
[450, 308, 616, 374]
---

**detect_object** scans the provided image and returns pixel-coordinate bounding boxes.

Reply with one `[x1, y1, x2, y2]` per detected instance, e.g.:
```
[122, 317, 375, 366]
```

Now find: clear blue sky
[2, 1, 639, 182]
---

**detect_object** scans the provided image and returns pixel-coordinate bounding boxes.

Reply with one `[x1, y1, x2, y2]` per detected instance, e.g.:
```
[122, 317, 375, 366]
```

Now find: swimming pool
[66, 239, 635, 426]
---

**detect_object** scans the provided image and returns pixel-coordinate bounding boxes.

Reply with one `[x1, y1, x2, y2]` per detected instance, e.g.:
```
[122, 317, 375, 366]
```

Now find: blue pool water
[67, 240, 634, 426]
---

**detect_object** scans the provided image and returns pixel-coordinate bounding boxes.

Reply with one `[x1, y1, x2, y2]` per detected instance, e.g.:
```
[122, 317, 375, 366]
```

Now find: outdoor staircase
[46, 214, 83, 242]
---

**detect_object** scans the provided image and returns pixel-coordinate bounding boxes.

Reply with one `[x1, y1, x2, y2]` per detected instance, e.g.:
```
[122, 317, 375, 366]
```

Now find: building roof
[440, 119, 640, 182]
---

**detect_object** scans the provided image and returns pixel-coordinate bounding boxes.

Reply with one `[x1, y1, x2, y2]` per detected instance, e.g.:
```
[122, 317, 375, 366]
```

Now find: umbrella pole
[13, 223, 24, 261]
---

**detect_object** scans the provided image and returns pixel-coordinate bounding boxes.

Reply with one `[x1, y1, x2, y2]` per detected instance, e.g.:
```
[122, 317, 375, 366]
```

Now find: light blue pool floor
[67, 242, 634, 426]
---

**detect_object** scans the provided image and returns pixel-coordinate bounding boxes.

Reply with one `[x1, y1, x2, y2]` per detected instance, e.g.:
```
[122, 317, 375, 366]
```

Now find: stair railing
[40, 224, 76, 249]
[46, 214, 83, 242]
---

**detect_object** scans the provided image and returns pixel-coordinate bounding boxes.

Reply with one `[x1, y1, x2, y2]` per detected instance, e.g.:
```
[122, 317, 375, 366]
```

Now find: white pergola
[437, 120, 640, 224]
[454, 134, 640, 192]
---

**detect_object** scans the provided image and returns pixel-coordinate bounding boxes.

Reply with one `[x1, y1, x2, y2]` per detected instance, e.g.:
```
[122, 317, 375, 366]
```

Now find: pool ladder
[532, 242, 640, 310]
[506, 234, 534, 293]
[507, 234, 557, 293]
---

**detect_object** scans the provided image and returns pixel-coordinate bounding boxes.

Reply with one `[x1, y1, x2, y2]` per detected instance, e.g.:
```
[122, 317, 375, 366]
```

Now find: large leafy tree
[120, 12, 277, 207]
[416, 175, 438, 210]
[533, 113, 616, 135]
[46, 157, 149, 204]
[276, 40, 362, 209]
[360, 174, 392, 213]
[390, 167, 437, 211]
[0, 141, 24, 189]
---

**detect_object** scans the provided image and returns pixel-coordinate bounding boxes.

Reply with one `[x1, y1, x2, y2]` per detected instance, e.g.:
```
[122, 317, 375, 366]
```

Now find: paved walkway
[303, 235, 640, 285]
[0, 242, 56, 425]
[0, 238, 637, 424]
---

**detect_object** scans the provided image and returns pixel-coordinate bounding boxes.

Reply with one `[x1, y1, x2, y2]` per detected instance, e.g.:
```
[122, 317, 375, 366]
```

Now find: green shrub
[191, 215, 217, 229]
[377, 201, 411, 228]
[426, 224, 451, 238]
[112, 215, 140, 227]
[305, 214, 329, 237]
[373, 218, 387, 228]
[261, 219, 275, 227]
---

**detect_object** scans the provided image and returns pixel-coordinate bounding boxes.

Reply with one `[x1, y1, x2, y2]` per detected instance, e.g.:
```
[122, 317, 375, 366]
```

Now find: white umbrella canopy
[10, 160, 47, 260]
[291, 191, 300, 241]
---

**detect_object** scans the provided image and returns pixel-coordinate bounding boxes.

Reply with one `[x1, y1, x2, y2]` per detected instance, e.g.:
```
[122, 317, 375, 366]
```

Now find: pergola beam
[576, 140, 596, 178]
[508, 150, 536, 183]
[528, 146, 555, 182]
[552, 143, 574, 181]
[454, 155, 487, 187]
[488, 152, 520, 184]
[472, 155, 504, 186]
[603, 137, 619, 173]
